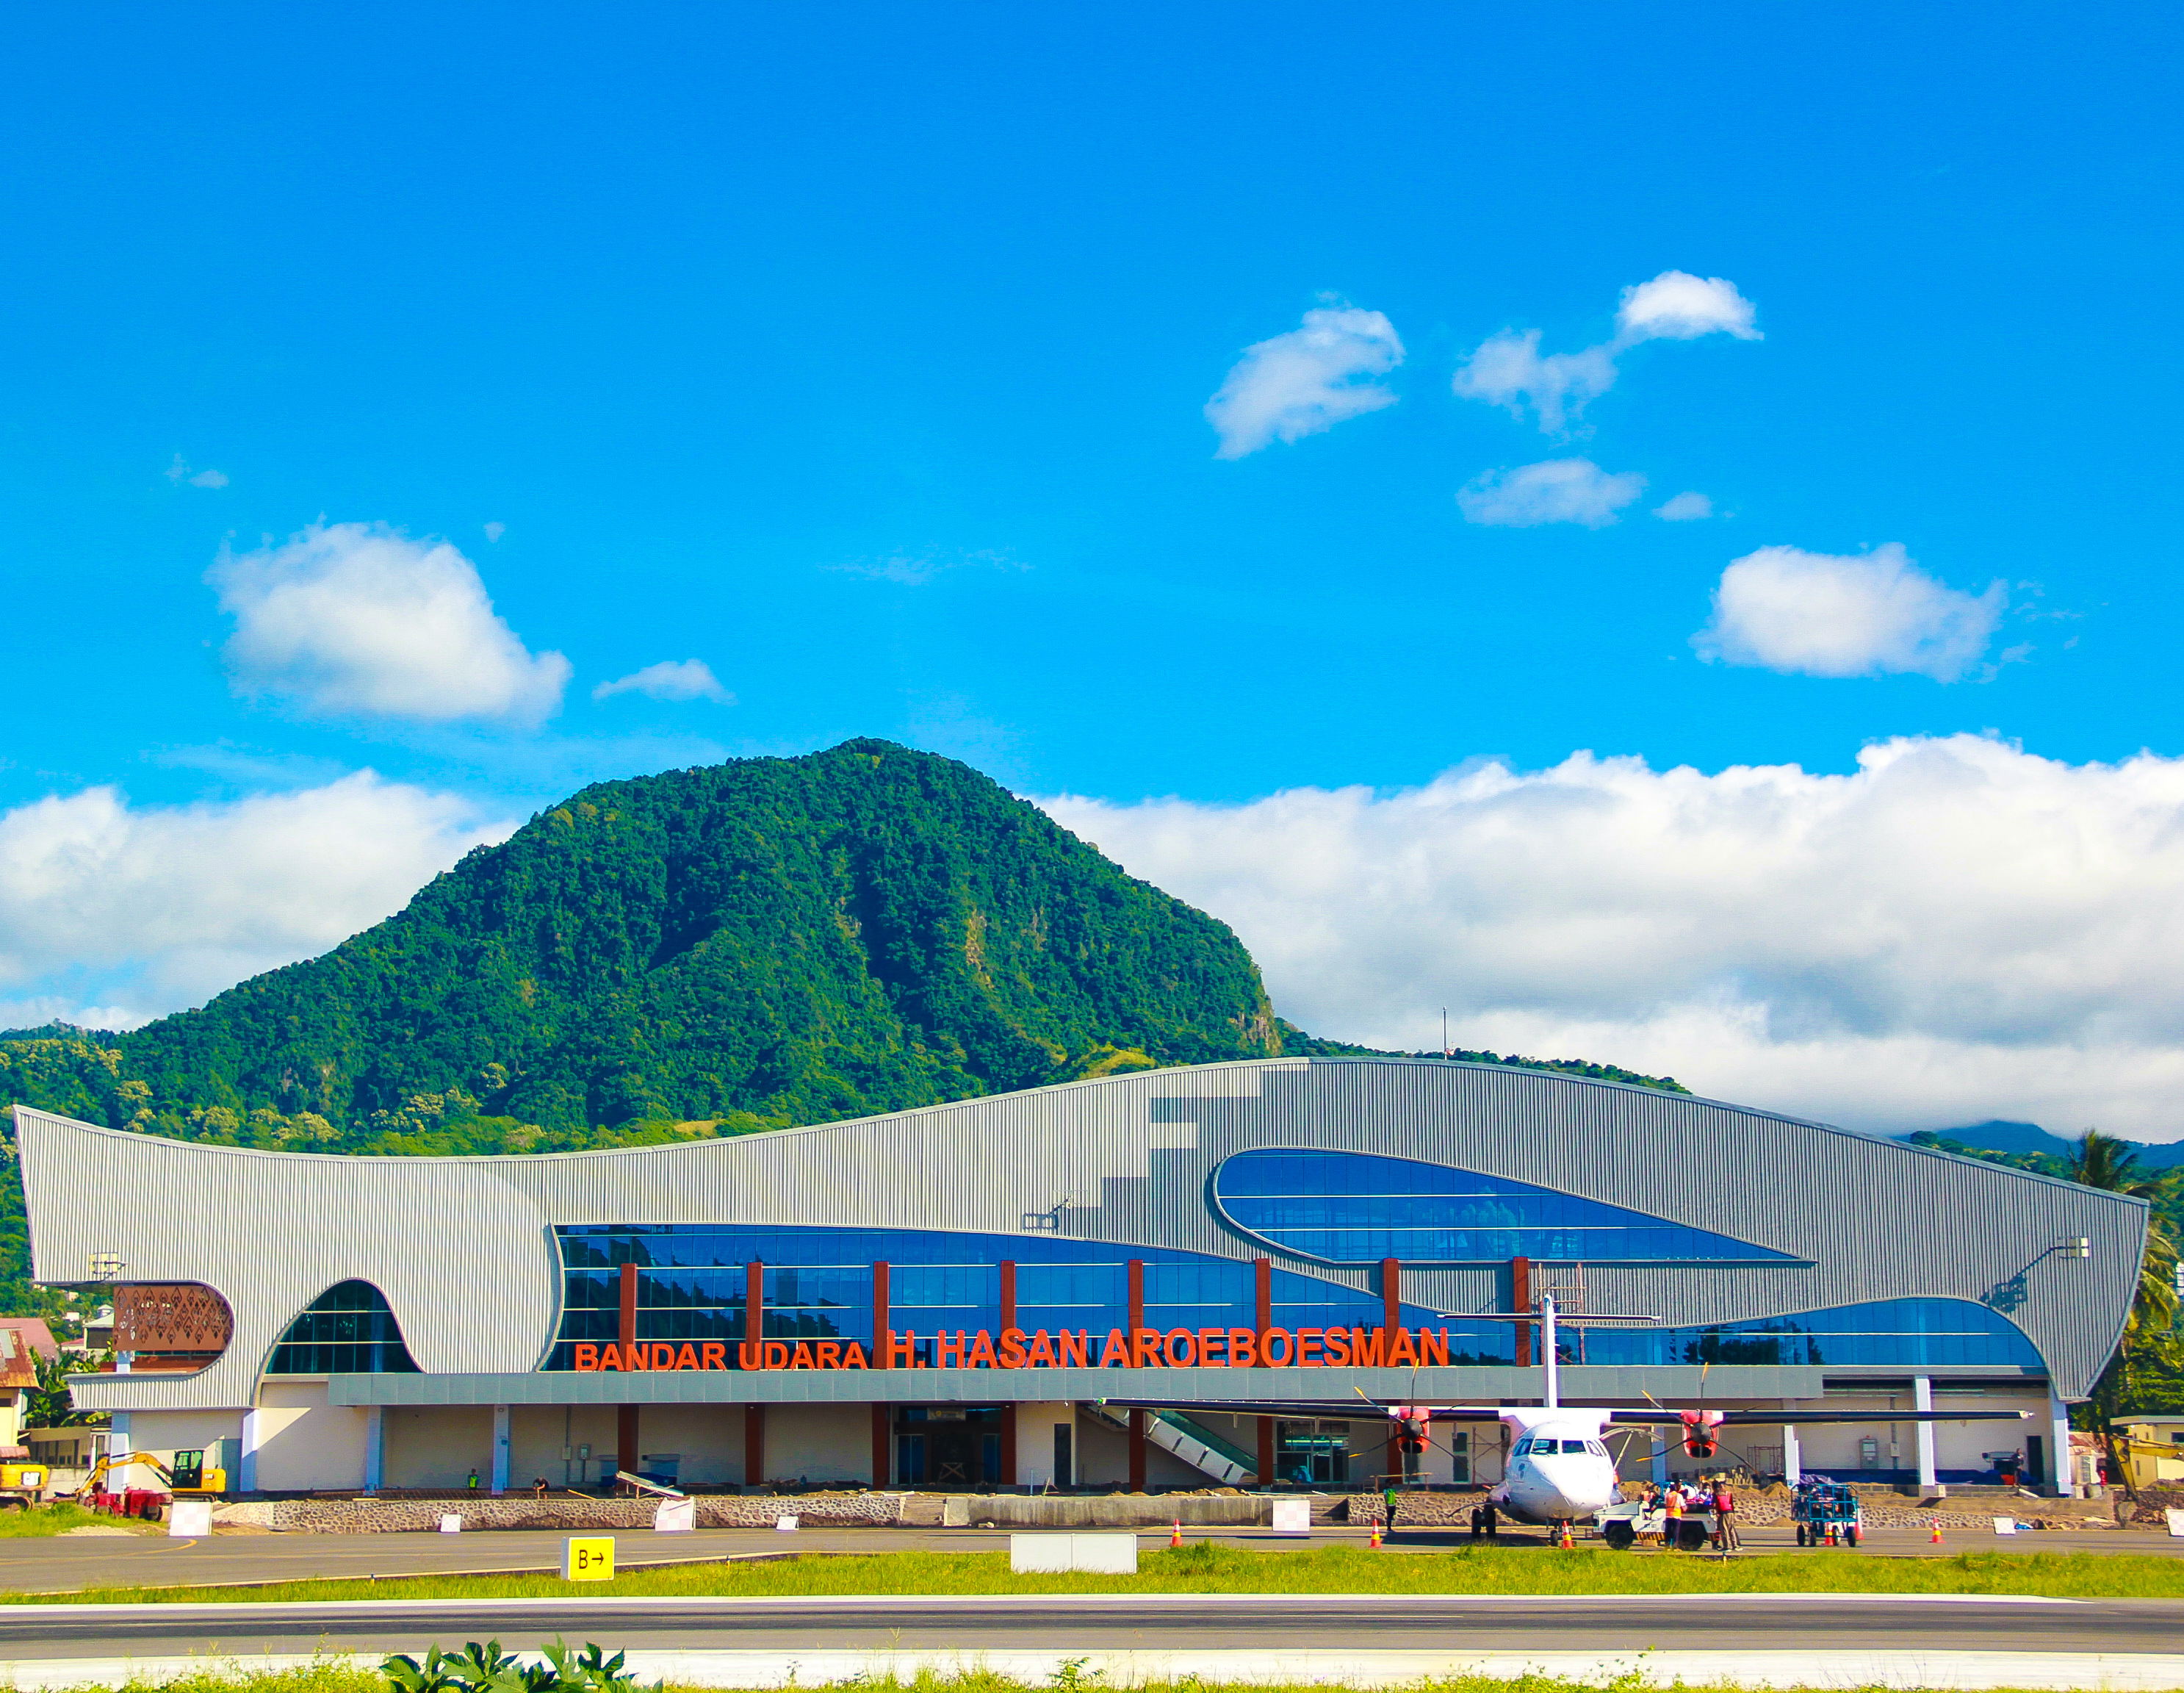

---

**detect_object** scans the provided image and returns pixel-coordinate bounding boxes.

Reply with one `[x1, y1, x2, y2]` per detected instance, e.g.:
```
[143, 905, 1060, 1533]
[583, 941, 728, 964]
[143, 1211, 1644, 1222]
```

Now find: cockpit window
[1587, 1440, 1608, 1456]
[1512, 1437, 1532, 1455]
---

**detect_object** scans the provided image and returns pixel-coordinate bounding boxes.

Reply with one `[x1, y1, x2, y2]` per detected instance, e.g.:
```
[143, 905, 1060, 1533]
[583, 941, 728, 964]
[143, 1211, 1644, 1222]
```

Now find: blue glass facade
[1565, 1298, 2042, 1370]
[266, 1280, 418, 1375]
[1214, 1149, 1797, 1264]
[548, 1225, 1485, 1370]
[547, 1226, 2040, 1374]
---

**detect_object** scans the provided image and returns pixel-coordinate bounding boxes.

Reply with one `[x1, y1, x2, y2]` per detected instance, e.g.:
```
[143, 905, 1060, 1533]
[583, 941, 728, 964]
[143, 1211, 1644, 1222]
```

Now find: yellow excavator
[71, 1448, 227, 1502]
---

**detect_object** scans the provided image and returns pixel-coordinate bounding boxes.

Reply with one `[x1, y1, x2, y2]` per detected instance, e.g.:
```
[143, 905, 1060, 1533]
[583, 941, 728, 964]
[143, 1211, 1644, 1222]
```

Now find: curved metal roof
[15, 1056, 2144, 1406]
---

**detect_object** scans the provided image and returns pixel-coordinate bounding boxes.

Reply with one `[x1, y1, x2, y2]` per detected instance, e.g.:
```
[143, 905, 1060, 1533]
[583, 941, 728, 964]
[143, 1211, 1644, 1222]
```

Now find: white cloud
[592, 659, 732, 704]
[1040, 734, 2184, 1139]
[165, 453, 228, 489]
[209, 522, 572, 724]
[0, 773, 514, 1025]
[1654, 491, 1714, 522]
[1615, 271, 1762, 342]
[483, 522, 506, 542]
[1693, 543, 2007, 680]
[1205, 304, 1405, 458]
[1450, 332, 1618, 436]
[1454, 270, 1760, 434]
[1457, 459, 1646, 528]
[828, 548, 1026, 586]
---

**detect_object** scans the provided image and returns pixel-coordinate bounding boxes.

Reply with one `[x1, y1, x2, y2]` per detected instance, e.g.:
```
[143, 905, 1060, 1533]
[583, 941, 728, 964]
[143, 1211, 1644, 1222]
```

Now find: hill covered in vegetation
[0, 738, 1686, 1309]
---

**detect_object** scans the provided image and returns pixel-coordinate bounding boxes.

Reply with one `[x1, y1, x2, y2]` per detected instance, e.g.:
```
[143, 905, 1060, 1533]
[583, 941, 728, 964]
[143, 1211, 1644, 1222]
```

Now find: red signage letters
[571, 1326, 1453, 1373]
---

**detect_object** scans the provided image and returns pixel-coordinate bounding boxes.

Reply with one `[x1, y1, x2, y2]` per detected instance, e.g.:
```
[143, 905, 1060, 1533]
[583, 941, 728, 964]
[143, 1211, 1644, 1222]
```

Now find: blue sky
[5, 5, 2182, 1135]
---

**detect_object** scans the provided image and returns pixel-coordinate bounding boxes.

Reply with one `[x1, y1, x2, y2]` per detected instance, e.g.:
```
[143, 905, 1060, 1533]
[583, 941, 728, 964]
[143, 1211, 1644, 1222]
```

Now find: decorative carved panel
[112, 1283, 233, 1354]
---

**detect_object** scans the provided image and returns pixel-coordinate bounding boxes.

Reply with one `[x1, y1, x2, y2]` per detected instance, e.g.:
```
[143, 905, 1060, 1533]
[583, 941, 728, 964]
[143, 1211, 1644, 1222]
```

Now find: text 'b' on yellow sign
[563, 1535, 616, 1581]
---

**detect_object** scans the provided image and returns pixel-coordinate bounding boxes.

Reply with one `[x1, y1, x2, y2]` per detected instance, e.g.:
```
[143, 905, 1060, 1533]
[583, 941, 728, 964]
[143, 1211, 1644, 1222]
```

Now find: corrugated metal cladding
[15, 1057, 2144, 1412]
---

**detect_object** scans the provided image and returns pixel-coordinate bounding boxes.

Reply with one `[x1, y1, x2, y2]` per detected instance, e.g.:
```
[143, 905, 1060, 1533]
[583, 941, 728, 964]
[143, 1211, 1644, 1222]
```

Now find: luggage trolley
[1792, 1477, 1864, 1546]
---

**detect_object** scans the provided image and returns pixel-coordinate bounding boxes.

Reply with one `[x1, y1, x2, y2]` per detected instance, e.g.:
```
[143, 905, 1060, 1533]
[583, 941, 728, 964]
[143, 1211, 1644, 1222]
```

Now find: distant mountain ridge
[1903, 1119, 2184, 1170]
[0, 739, 1686, 1170]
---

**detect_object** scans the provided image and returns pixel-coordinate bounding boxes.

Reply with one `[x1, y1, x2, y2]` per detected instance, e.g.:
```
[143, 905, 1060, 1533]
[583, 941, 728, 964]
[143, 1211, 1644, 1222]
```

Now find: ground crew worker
[466, 1467, 480, 1492]
[1713, 1478, 1739, 1550]
[1663, 1482, 1684, 1545]
[1383, 1484, 1400, 1536]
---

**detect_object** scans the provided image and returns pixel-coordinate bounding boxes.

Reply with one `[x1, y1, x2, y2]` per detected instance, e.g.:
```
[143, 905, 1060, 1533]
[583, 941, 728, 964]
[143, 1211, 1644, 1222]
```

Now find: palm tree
[2066, 1128, 2180, 1499]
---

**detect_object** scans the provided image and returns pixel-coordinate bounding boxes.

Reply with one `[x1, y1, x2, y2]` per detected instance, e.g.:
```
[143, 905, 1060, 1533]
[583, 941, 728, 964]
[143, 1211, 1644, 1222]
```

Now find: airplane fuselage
[1486, 1408, 1624, 1525]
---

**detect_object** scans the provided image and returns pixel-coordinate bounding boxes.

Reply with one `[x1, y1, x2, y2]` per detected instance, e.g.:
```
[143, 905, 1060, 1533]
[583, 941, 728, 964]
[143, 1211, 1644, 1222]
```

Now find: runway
[0, 1590, 2176, 1659]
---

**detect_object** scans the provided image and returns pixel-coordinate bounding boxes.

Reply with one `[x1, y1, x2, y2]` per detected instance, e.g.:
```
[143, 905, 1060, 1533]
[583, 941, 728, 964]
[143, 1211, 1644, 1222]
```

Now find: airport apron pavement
[1, 1593, 2178, 1658]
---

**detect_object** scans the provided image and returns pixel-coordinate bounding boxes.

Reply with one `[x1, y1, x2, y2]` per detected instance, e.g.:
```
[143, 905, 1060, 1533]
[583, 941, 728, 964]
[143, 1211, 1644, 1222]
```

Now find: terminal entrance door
[895, 1408, 1003, 1487]
[1277, 1420, 1352, 1487]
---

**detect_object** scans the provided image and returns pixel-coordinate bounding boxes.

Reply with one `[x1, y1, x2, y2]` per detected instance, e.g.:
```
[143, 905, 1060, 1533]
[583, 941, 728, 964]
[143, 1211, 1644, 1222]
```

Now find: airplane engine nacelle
[1681, 1410, 1724, 1456]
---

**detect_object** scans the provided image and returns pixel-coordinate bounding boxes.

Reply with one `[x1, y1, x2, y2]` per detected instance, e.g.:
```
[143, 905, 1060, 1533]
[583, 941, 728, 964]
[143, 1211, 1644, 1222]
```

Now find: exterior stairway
[1086, 1401, 1257, 1486]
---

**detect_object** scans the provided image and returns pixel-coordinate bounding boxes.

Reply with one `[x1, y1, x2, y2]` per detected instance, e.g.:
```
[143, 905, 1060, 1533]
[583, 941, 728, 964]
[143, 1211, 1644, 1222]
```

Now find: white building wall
[1012, 1401, 1075, 1488]
[253, 1381, 370, 1492]
[118, 1409, 245, 1467]
[383, 1404, 493, 1489]
[635, 1403, 747, 1485]
[762, 1402, 868, 1485]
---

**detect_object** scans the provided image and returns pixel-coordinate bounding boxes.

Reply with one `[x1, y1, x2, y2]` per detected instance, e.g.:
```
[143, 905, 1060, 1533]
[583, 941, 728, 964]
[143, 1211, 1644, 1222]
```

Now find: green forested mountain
[0, 738, 1685, 1308]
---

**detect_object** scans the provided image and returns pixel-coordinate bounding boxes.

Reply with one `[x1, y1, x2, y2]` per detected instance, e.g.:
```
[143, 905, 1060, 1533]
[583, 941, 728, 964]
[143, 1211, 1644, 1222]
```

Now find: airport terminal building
[14, 1058, 2145, 1498]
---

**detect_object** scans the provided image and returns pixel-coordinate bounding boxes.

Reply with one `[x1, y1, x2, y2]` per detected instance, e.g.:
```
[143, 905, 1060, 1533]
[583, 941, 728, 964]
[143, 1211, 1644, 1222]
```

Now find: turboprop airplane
[1110, 1294, 2031, 1534]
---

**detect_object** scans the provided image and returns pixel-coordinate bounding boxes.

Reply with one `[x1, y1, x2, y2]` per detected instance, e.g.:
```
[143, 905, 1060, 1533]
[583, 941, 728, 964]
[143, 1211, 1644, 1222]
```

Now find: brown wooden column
[1128, 1259, 1145, 1333]
[617, 1262, 640, 1475]
[998, 1260, 1017, 1333]
[871, 1404, 890, 1485]
[1385, 1430, 1402, 1486]
[1381, 1257, 1401, 1334]
[871, 1260, 890, 1368]
[1511, 1256, 1532, 1367]
[1257, 1415, 1275, 1487]
[1000, 1403, 1017, 1487]
[744, 1403, 765, 1489]
[1128, 1406, 1148, 1492]
[746, 1259, 765, 1355]
[1255, 1257, 1272, 1363]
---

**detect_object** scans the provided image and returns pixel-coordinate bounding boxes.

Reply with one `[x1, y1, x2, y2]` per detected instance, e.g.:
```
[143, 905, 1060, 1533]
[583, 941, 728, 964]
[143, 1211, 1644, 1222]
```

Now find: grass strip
[15, 1668, 2174, 1693]
[0, 1501, 121, 1538]
[17, 1542, 2184, 1603]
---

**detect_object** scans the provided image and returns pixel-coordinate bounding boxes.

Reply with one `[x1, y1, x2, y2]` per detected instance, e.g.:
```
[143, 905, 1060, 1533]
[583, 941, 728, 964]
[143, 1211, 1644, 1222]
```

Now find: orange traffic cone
[1559, 1520, 1575, 1550]
[1170, 1520, 1183, 1548]
[1369, 1520, 1383, 1548]
[1931, 1520, 1945, 1545]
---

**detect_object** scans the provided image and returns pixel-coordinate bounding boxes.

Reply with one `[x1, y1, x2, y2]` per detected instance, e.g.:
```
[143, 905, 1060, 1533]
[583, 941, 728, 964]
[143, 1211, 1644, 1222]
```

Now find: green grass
[18, 1541, 2184, 1604]
[0, 1500, 127, 1536]
[24, 1669, 2169, 1693]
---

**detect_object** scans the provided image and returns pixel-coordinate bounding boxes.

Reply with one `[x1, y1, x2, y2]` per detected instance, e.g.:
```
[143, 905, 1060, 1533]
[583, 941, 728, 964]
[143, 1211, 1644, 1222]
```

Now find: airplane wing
[1607, 1409, 2032, 1426]
[1095, 1398, 1509, 1420]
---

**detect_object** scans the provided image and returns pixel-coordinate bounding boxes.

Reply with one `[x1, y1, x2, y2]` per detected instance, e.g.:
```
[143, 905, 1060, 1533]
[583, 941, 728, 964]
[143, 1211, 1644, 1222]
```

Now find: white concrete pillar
[1651, 1431, 1669, 1485]
[107, 1411, 131, 1489]
[2048, 1389, 2076, 1497]
[238, 1407, 261, 1494]
[491, 1404, 511, 1496]
[1914, 1376, 1938, 1490]
[1782, 1423, 1801, 1484]
[362, 1406, 384, 1492]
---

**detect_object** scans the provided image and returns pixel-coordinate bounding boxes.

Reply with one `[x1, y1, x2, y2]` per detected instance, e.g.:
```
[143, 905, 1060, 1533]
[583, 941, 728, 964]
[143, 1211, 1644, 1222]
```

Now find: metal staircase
[1086, 1402, 1257, 1486]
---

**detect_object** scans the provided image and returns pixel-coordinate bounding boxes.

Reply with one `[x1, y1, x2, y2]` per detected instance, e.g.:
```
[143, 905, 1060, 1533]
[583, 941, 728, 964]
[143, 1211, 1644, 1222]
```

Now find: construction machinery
[72, 1447, 227, 1503]
[0, 1463, 51, 1510]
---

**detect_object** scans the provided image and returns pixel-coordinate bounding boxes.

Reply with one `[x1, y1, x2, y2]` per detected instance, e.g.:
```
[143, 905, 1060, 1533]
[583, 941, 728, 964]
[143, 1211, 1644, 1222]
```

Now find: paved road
[1, 1592, 2178, 1660]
